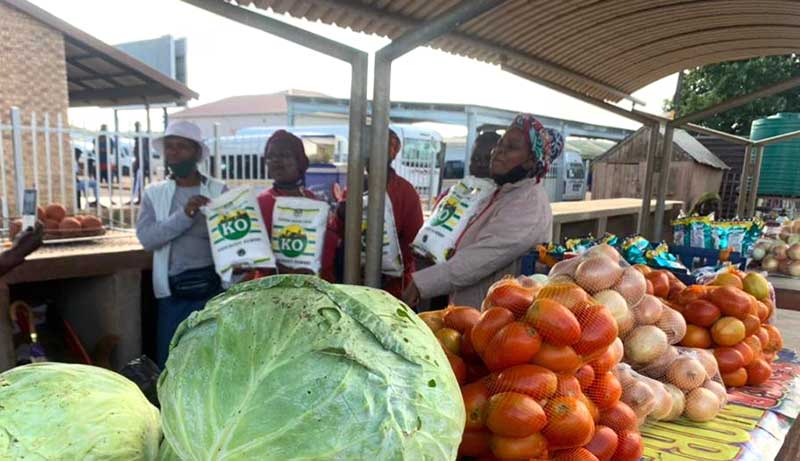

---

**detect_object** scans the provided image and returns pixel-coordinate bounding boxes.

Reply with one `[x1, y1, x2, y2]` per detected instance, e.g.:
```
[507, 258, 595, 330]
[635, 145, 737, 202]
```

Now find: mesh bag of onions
[422, 276, 645, 461]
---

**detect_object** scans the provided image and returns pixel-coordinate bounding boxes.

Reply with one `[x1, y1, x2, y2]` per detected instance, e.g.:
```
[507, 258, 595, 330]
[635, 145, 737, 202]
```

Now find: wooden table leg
[0, 281, 14, 371]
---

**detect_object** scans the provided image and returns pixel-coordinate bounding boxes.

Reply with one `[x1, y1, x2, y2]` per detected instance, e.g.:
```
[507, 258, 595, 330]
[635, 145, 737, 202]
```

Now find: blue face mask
[168, 159, 197, 178]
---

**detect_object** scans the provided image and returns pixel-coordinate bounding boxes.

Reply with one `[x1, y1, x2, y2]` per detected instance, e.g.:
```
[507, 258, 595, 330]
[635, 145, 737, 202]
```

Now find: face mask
[492, 164, 530, 186]
[168, 159, 197, 178]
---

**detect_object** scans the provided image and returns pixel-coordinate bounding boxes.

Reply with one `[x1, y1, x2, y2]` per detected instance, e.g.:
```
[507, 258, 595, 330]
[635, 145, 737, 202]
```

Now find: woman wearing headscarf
[402, 114, 563, 309]
[257, 130, 337, 281]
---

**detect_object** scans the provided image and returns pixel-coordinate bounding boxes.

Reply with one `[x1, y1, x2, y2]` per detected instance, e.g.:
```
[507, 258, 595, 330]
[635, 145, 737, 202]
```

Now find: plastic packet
[204, 187, 276, 282]
[361, 193, 403, 277]
[271, 196, 330, 274]
[118, 355, 160, 406]
[673, 217, 688, 246]
[412, 176, 495, 264]
[688, 215, 712, 249]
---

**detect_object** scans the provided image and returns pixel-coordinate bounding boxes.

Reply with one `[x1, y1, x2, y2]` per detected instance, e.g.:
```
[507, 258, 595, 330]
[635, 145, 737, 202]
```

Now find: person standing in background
[136, 121, 227, 368]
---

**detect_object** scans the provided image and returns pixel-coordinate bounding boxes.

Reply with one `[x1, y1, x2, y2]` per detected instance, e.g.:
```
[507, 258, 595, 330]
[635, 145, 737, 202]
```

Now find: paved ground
[775, 309, 800, 353]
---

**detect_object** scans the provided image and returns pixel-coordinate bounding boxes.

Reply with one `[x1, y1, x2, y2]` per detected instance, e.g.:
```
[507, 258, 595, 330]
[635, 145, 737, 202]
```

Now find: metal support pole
[213, 122, 221, 179]
[10, 108, 25, 216]
[464, 110, 478, 175]
[652, 126, 674, 241]
[638, 123, 660, 235]
[114, 109, 120, 187]
[43, 113, 52, 204]
[56, 114, 66, 210]
[163, 107, 169, 130]
[0, 126, 8, 223]
[343, 53, 368, 285]
[30, 112, 39, 192]
[747, 145, 765, 218]
[735, 145, 753, 217]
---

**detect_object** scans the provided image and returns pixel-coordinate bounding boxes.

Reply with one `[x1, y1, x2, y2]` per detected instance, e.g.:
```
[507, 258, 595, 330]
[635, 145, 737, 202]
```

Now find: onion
[752, 246, 767, 261]
[790, 244, 800, 261]
[685, 387, 721, 422]
[594, 290, 629, 326]
[575, 256, 623, 294]
[667, 356, 707, 391]
[762, 255, 780, 272]
[638, 346, 678, 379]
[647, 381, 674, 421]
[773, 244, 789, 260]
[622, 380, 657, 418]
[663, 384, 686, 421]
[657, 307, 687, 345]
[694, 349, 719, 378]
[789, 261, 800, 277]
[614, 364, 637, 388]
[549, 258, 579, 278]
[613, 267, 647, 306]
[587, 243, 621, 262]
[610, 337, 624, 365]
[703, 379, 727, 409]
[632, 295, 663, 325]
[549, 274, 575, 285]
[625, 326, 669, 365]
[618, 309, 636, 338]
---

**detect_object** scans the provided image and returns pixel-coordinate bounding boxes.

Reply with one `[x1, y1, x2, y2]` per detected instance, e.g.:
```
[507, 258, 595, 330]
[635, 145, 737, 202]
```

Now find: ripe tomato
[646, 271, 670, 298]
[538, 283, 590, 311]
[744, 335, 763, 359]
[742, 314, 761, 338]
[525, 298, 581, 346]
[483, 321, 542, 371]
[613, 430, 644, 461]
[531, 343, 582, 373]
[714, 347, 745, 373]
[598, 401, 638, 433]
[633, 264, 652, 275]
[553, 447, 600, 461]
[584, 425, 618, 461]
[543, 396, 595, 450]
[763, 324, 784, 354]
[443, 306, 481, 333]
[572, 304, 618, 356]
[580, 393, 600, 423]
[676, 284, 710, 305]
[756, 301, 770, 323]
[418, 310, 445, 332]
[711, 317, 746, 347]
[683, 300, 721, 327]
[486, 392, 547, 437]
[444, 348, 467, 385]
[680, 325, 713, 349]
[576, 365, 596, 391]
[460, 326, 480, 362]
[586, 372, 622, 409]
[462, 379, 490, 431]
[645, 279, 655, 295]
[556, 374, 583, 398]
[732, 342, 755, 367]
[435, 328, 462, 355]
[708, 286, 752, 319]
[489, 432, 548, 459]
[484, 280, 535, 318]
[471, 307, 515, 355]
[746, 358, 772, 386]
[466, 362, 490, 384]
[589, 346, 617, 375]
[492, 364, 558, 399]
[722, 367, 748, 387]
[756, 327, 771, 351]
[459, 430, 492, 457]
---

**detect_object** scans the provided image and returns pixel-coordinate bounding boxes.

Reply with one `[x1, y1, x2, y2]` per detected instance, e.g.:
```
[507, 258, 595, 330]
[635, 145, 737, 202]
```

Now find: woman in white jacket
[136, 121, 226, 367]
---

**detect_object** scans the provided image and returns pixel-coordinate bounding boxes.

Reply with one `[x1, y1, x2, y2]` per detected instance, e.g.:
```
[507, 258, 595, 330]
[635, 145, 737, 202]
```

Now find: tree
[665, 55, 800, 136]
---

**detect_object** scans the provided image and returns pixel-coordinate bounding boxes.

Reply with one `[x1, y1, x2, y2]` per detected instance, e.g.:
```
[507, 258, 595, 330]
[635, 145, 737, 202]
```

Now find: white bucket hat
[153, 120, 210, 160]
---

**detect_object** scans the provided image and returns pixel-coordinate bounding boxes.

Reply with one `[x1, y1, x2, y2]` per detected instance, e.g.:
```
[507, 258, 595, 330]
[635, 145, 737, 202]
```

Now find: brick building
[0, 0, 195, 216]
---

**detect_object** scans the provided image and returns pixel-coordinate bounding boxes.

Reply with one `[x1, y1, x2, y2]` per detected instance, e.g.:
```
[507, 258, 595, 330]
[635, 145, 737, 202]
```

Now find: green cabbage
[158, 275, 464, 460]
[0, 362, 161, 460]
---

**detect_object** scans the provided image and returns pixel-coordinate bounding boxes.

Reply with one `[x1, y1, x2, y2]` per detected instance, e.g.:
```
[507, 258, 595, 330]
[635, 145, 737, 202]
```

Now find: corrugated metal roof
[233, 0, 800, 102]
[171, 90, 330, 117]
[673, 129, 730, 170]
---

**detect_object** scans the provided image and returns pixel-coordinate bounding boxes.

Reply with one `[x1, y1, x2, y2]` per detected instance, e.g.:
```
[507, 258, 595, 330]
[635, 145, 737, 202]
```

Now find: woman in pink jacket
[403, 114, 564, 309]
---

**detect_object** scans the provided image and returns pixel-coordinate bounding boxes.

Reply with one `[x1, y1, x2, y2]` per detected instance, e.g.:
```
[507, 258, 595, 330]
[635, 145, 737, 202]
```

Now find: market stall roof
[234, 0, 800, 104]
[4, 0, 198, 107]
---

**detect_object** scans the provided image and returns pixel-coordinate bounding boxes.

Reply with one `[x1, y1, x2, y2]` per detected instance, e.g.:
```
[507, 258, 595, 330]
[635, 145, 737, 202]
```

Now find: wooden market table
[0, 232, 150, 372]
[770, 276, 800, 313]
[550, 198, 683, 242]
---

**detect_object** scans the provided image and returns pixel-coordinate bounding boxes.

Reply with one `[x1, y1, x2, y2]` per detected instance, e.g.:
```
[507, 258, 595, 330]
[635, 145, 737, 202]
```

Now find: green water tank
[750, 112, 800, 197]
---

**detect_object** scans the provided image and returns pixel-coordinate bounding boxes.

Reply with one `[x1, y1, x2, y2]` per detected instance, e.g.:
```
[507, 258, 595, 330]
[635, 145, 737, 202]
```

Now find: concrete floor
[775, 309, 800, 353]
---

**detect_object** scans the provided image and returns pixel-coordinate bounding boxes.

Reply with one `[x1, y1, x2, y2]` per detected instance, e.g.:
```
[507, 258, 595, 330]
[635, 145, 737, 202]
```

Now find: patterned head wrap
[546, 128, 565, 163]
[509, 113, 555, 182]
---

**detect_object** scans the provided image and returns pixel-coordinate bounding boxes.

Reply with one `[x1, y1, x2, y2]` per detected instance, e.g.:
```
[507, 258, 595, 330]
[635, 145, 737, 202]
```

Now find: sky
[31, 0, 679, 136]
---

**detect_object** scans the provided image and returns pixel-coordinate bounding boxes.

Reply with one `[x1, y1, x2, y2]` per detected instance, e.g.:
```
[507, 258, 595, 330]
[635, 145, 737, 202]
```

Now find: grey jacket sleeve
[135, 194, 195, 252]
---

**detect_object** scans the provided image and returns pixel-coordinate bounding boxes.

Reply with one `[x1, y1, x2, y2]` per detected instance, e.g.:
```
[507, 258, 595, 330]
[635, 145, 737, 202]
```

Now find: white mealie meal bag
[361, 193, 403, 277]
[205, 187, 276, 282]
[412, 176, 496, 263]
[271, 196, 330, 274]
